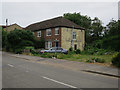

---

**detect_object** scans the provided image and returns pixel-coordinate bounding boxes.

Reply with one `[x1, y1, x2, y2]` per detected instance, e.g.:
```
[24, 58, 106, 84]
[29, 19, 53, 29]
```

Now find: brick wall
[34, 27, 61, 48]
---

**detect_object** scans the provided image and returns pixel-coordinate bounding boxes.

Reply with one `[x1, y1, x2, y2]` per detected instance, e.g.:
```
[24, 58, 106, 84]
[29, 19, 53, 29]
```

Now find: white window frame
[72, 32, 76, 40]
[46, 41, 52, 49]
[55, 28, 59, 35]
[46, 29, 51, 36]
[37, 31, 41, 37]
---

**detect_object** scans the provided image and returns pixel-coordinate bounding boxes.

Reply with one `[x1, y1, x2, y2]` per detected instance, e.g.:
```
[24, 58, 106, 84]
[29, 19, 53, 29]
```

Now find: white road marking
[7, 64, 14, 67]
[42, 76, 77, 88]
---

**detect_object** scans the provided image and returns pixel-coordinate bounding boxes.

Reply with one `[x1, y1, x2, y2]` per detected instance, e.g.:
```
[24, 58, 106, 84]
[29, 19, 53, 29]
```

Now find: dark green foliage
[105, 20, 120, 36]
[69, 47, 73, 52]
[30, 49, 39, 54]
[112, 52, 120, 67]
[75, 49, 81, 54]
[95, 58, 105, 63]
[2, 29, 7, 48]
[64, 12, 91, 29]
[7, 29, 35, 53]
[95, 35, 120, 51]
[82, 46, 111, 55]
[24, 46, 34, 50]
[34, 38, 45, 49]
[14, 48, 23, 54]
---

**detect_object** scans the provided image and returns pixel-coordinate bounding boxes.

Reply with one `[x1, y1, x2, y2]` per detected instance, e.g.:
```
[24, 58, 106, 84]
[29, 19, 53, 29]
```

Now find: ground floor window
[46, 41, 52, 49]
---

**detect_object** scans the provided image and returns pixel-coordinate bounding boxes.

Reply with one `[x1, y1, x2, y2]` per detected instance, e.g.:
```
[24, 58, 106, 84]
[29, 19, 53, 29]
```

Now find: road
[2, 53, 118, 89]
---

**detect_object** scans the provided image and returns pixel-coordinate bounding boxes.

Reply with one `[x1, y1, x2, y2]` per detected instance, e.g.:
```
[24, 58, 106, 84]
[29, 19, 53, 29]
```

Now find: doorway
[55, 42, 59, 47]
[74, 44, 77, 50]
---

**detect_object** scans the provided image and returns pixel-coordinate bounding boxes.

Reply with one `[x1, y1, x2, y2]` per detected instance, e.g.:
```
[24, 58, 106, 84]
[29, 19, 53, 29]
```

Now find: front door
[74, 44, 77, 50]
[56, 42, 59, 47]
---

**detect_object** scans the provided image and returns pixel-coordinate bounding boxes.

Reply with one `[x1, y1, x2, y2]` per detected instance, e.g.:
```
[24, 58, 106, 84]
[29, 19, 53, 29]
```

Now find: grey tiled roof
[25, 16, 84, 31]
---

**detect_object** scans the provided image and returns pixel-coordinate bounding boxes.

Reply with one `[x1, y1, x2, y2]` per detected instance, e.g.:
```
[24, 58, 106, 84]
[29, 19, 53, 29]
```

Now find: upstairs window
[55, 28, 59, 35]
[73, 32, 76, 40]
[37, 31, 41, 37]
[46, 29, 51, 36]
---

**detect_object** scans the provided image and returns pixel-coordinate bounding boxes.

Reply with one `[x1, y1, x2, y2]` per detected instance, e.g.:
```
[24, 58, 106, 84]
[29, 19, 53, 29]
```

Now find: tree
[89, 17, 104, 42]
[2, 29, 7, 48]
[7, 29, 35, 52]
[105, 19, 120, 36]
[95, 20, 120, 51]
[64, 12, 91, 30]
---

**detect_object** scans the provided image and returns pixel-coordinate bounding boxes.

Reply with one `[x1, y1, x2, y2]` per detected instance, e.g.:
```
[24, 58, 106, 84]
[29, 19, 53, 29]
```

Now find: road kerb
[82, 70, 120, 78]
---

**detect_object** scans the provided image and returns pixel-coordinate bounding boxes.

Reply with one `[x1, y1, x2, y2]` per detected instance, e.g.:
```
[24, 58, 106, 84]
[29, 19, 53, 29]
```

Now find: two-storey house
[25, 16, 85, 51]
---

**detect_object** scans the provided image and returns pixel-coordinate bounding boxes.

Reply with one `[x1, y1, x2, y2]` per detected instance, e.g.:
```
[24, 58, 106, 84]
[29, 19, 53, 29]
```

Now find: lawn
[57, 54, 112, 63]
[32, 52, 113, 64]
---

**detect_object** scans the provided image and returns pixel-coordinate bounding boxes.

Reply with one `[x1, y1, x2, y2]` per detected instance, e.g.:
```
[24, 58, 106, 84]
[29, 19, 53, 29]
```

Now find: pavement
[4, 51, 120, 78]
[2, 52, 119, 88]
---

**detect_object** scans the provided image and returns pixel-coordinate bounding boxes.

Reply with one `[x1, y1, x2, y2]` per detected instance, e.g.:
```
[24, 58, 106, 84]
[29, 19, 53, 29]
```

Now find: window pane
[55, 28, 59, 35]
[73, 32, 76, 39]
[46, 29, 51, 36]
[37, 31, 41, 37]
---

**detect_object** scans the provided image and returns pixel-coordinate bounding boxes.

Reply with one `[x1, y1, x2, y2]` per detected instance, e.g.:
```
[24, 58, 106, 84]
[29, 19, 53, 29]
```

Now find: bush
[112, 52, 120, 67]
[69, 47, 73, 51]
[24, 46, 34, 50]
[75, 49, 81, 54]
[56, 54, 64, 59]
[95, 58, 105, 63]
[34, 39, 45, 49]
[14, 48, 23, 54]
[7, 29, 35, 53]
[30, 49, 38, 54]
[2, 30, 7, 48]
[40, 53, 53, 58]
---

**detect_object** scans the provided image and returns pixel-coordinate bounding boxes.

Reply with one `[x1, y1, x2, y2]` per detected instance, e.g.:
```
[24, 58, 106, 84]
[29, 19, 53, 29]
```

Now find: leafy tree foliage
[105, 19, 120, 36]
[7, 29, 35, 52]
[2, 29, 7, 48]
[95, 20, 120, 51]
[64, 12, 91, 29]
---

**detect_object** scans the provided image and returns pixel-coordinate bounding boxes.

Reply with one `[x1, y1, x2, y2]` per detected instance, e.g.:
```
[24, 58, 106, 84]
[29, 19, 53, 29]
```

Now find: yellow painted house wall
[61, 27, 85, 51]
[4, 24, 23, 32]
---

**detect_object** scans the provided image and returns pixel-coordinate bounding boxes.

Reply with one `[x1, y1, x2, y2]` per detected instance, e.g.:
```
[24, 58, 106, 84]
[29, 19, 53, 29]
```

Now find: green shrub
[7, 29, 35, 53]
[40, 53, 53, 58]
[24, 46, 34, 50]
[57, 54, 64, 59]
[112, 52, 120, 67]
[69, 47, 73, 51]
[31, 49, 38, 54]
[75, 49, 81, 54]
[95, 58, 105, 63]
[14, 48, 23, 54]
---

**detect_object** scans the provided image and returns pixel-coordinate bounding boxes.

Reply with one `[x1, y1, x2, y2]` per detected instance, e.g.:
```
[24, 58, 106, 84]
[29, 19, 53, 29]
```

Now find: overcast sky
[1, 0, 119, 28]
